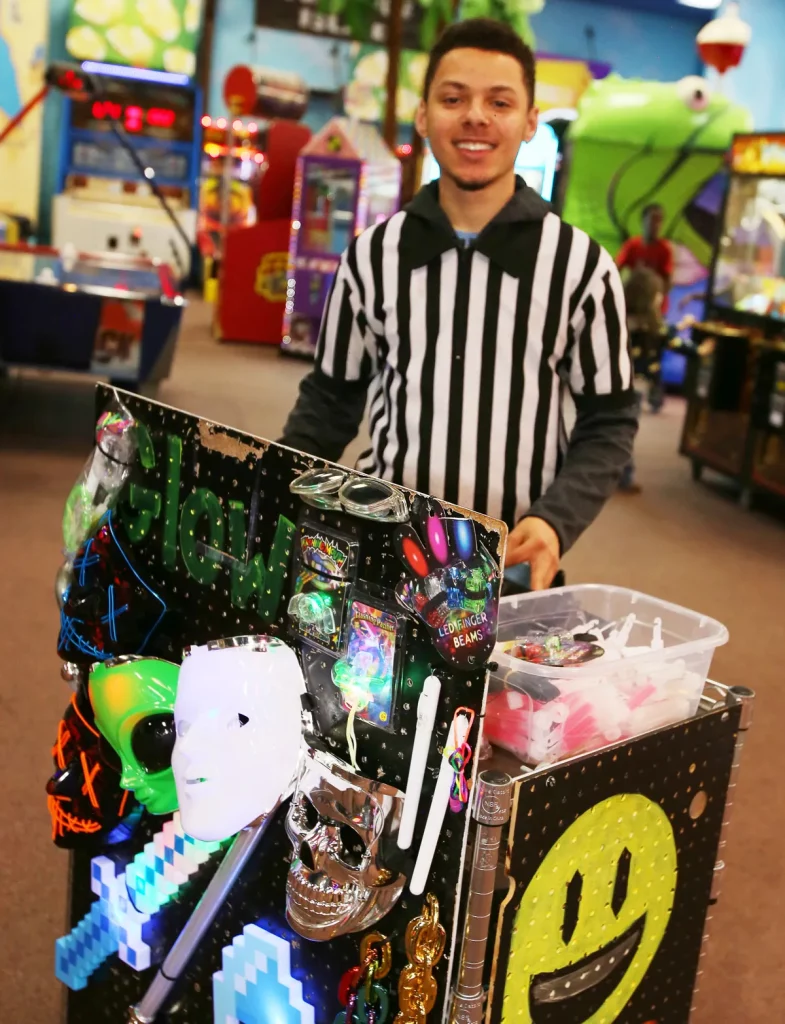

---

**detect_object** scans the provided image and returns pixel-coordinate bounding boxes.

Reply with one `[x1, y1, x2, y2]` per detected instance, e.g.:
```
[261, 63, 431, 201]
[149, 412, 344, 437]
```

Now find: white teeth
[456, 142, 493, 151]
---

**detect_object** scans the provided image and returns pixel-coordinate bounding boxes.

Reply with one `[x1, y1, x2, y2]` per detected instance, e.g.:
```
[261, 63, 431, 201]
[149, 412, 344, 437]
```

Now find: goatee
[454, 177, 492, 192]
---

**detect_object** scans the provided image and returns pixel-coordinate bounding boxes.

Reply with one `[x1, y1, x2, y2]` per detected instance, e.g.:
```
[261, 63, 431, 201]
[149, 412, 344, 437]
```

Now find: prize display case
[711, 134, 785, 326]
[681, 133, 785, 508]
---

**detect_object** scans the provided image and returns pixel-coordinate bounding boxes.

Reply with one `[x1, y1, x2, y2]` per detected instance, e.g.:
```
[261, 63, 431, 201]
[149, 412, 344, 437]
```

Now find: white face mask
[172, 636, 305, 842]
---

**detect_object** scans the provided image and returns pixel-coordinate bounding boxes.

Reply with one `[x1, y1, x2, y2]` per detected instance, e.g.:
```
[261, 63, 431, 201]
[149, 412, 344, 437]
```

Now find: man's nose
[462, 98, 490, 125]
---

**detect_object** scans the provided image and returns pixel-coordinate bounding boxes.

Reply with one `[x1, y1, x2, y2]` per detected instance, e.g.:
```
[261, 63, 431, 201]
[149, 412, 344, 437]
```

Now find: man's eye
[442, 96, 460, 105]
[493, 100, 510, 109]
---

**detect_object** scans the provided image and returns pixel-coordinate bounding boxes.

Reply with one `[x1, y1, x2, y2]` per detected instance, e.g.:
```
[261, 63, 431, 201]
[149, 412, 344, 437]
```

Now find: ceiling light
[677, 0, 722, 10]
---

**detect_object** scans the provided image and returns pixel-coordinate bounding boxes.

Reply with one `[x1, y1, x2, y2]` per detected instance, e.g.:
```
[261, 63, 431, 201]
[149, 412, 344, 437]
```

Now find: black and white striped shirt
[282, 179, 637, 548]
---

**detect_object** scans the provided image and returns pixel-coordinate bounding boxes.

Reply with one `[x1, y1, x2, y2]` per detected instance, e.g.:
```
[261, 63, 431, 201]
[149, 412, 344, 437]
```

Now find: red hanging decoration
[697, 3, 751, 76]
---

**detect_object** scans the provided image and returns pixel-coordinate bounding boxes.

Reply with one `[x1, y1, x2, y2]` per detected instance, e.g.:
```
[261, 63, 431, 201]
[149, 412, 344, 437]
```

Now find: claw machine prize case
[682, 132, 785, 504]
[53, 386, 750, 1024]
[282, 118, 401, 358]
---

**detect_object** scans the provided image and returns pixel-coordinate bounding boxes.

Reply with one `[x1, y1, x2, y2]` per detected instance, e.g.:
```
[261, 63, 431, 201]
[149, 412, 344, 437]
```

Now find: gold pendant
[394, 894, 446, 1024]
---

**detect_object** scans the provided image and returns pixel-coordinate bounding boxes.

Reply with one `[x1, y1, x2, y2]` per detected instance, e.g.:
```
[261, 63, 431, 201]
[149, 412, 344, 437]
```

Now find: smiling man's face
[416, 47, 538, 193]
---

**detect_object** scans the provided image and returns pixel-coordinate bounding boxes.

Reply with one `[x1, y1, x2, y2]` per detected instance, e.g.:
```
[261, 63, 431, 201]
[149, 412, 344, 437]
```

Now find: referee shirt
[281, 178, 638, 551]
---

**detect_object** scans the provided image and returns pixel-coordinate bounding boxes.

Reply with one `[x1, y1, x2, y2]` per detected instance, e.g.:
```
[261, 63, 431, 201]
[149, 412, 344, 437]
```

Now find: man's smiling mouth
[529, 916, 645, 1022]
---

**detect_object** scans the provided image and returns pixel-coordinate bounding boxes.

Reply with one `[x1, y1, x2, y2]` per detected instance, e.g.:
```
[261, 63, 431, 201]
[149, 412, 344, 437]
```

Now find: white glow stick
[409, 712, 471, 896]
[571, 619, 599, 636]
[398, 675, 441, 851]
[620, 614, 637, 645]
[652, 617, 663, 650]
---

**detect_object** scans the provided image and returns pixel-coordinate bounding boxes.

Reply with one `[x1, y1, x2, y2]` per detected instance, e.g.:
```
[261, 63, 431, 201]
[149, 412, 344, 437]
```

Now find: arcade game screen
[713, 174, 785, 321]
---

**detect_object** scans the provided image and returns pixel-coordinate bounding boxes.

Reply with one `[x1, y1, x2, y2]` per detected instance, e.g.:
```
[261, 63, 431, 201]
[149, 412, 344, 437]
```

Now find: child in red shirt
[617, 203, 673, 312]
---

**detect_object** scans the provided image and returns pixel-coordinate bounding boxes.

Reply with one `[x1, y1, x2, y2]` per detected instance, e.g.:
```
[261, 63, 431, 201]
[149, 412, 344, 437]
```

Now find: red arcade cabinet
[214, 66, 311, 345]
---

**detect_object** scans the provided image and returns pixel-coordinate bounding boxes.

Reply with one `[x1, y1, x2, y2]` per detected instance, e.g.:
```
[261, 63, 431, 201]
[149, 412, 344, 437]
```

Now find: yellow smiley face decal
[502, 794, 677, 1024]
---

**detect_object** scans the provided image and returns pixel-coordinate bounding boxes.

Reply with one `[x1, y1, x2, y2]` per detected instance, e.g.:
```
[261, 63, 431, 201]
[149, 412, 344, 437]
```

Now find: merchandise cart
[50, 386, 752, 1024]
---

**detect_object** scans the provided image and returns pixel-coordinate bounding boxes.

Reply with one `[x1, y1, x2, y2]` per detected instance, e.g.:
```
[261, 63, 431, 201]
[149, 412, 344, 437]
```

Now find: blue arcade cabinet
[52, 62, 202, 273]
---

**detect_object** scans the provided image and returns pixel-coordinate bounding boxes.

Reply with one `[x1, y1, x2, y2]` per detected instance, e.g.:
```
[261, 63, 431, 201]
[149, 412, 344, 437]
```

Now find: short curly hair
[422, 19, 536, 105]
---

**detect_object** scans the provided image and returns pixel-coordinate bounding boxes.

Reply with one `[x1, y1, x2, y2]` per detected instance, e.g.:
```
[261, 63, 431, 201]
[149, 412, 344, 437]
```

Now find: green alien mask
[502, 794, 677, 1024]
[89, 656, 180, 815]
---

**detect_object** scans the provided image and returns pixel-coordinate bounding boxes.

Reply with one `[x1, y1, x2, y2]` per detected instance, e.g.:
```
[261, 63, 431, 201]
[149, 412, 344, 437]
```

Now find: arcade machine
[211, 66, 311, 345]
[0, 63, 185, 393]
[540, 109, 577, 212]
[197, 114, 266, 299]
[282, 117, 401, 358]
[52, 62, 202, 280]
[198, 116, 266, 244]
[681, 131, 785, 509]
[199, 63, 310, 267]
[420, 122, 561, 203]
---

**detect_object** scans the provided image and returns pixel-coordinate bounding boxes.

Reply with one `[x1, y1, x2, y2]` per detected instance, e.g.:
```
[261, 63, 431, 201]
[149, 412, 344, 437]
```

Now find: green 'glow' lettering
[163, 434, 182, 569]
[180, 488, 225, 586]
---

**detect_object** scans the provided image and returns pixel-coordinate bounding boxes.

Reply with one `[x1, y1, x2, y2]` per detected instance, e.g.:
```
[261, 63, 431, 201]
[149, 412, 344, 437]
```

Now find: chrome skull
[285, 747, 406, 941]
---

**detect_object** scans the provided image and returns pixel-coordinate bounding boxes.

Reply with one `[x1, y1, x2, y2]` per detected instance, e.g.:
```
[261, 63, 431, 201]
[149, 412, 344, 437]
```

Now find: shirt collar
[400, 175, 551, 274]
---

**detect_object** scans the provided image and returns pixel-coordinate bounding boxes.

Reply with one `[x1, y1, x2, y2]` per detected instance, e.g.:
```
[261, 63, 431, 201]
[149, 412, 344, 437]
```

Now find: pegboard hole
[689, 790, 708, 820]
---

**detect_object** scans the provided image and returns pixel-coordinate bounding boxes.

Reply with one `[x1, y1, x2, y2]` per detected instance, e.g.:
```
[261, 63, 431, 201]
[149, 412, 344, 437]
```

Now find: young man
[616, 203, 674, 313]
[281, 19, 638, 590]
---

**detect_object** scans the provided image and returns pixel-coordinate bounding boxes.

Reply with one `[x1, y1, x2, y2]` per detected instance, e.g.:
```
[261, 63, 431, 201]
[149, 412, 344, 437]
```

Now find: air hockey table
[0, 244, 185, 393]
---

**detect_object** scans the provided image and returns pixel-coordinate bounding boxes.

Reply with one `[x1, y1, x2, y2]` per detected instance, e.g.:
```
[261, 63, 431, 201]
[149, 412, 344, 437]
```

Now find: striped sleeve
[568, 245, 634, 406]
[315, 246, 376, 384]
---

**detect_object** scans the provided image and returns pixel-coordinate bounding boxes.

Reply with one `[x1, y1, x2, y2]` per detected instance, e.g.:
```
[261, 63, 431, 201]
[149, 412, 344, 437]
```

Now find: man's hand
[505, 516, 561, 591]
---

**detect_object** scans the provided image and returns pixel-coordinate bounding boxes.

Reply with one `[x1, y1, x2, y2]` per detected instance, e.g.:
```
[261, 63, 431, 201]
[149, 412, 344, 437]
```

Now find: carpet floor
[0, 297, 782, 1022]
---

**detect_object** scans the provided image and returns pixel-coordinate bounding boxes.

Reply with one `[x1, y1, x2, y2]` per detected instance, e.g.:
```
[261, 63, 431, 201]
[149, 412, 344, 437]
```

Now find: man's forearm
[526, 398, 639, 554]
[279, 368, 368, 463]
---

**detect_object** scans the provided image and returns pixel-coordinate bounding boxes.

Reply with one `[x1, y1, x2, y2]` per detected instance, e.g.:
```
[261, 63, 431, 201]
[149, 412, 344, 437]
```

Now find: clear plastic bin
[485, 585, 728, 767]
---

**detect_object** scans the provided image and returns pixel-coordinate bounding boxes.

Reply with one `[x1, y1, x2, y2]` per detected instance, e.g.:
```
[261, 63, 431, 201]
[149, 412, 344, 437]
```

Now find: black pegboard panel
[486, 702, 741, 1024]
[60, 385, 507, 1024]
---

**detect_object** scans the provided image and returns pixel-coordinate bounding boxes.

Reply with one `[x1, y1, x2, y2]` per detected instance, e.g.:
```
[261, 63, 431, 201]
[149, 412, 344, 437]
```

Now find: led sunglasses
[290, 468, 409, 523]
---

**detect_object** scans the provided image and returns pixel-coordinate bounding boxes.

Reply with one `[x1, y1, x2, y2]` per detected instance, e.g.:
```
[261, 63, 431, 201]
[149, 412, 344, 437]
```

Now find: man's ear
[415, 99, 428, 140]
[524, 105, 539, 144]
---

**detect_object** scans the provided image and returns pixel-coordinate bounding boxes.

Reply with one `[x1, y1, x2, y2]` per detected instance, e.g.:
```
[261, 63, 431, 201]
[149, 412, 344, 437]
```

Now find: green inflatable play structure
[562, 75, 752, 267]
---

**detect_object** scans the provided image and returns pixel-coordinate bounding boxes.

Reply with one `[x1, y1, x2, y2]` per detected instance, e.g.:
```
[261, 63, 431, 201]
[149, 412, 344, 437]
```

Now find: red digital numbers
[60, 70, 85, 93]
[124, 105, 144, 133]
[92, 100, 122, 120]
[89, 102, 176, 133]
[146, 107, 176, 128]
